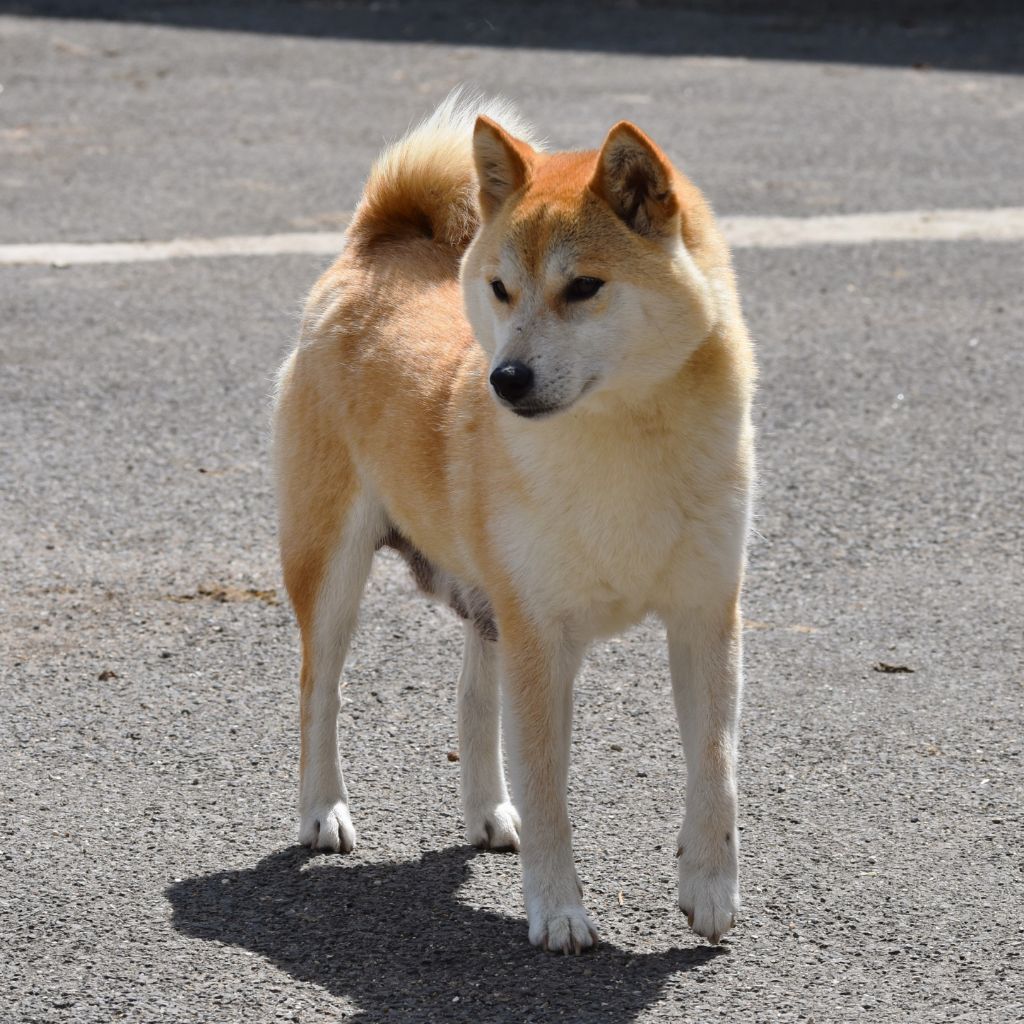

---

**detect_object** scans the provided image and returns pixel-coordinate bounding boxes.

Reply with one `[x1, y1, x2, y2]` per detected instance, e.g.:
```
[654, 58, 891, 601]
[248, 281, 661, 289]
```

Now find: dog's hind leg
[666, 601, 743, 943]
[286, 488, 382, 852]
[457, 623, 520, 851]
[275, 351, 384, 853]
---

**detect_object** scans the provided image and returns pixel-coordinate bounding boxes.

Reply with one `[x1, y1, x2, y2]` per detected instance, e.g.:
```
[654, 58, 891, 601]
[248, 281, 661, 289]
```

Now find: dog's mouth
[505, 378, 599, 420]
[511, 403, 562, 420]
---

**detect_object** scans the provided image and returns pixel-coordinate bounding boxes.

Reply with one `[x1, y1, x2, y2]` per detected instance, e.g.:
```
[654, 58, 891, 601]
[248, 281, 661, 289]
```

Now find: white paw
[528, 902, 599, 954]
[465, 801, 521, 851]
[677, 847, 739, 943]
[299, 802, 356, 853]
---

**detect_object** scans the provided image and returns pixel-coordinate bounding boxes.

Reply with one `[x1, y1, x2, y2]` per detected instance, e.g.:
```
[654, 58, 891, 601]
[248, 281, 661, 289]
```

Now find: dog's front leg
[500, 619, 596, 954]
[458, 623, 521, 850]
[666, 602, 743, 944]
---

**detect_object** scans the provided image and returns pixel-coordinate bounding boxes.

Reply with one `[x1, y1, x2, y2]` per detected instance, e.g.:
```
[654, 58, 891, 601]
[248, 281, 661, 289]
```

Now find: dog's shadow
[166, 845, 720, 1022]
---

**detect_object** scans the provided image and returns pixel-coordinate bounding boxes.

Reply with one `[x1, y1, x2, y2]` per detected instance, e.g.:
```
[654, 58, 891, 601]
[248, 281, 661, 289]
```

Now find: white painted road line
[2, 207, 1023, 266]
[0, 232, 349, 267]
[723, 207, 1024, 248]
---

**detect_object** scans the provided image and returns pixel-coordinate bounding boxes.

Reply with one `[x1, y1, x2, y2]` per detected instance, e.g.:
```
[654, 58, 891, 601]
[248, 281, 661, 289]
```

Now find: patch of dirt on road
[169, 584, 278, 605]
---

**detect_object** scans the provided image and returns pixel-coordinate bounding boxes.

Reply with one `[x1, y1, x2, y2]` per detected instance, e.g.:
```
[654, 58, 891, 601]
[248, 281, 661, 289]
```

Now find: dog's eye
[565, 277, 604, 302]
[491, 279, 510, 303]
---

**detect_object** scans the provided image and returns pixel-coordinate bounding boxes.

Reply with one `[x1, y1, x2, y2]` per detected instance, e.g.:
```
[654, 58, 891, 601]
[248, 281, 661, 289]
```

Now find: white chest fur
[491, 407, 751, 635]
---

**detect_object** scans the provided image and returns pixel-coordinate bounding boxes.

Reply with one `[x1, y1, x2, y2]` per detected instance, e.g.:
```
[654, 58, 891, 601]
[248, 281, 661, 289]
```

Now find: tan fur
[274, 93, 755, 952]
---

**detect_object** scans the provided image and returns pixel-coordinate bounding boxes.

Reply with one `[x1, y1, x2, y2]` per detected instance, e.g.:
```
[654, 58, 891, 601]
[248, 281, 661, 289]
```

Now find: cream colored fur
[273, 91, 756, 954]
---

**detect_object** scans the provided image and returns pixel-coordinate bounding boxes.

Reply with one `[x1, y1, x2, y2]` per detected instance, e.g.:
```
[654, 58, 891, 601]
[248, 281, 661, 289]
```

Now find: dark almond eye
[491, 279, 510, 303]
[565, 276, 604, 302]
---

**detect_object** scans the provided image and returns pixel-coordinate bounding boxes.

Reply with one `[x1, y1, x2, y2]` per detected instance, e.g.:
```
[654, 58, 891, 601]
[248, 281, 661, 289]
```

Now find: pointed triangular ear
[473, 116, 532, 218]
[590, 122, 680, 238]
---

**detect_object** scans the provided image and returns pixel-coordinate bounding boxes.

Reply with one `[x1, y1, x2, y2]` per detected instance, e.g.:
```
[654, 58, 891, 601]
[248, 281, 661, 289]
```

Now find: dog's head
[461, 117, 727, 420]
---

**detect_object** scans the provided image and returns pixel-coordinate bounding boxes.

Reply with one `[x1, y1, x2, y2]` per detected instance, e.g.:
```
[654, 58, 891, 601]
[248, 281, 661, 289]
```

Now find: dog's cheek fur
[547, 281, 700, 405]
[460, 272, 497, 358]
[461, 218, 513, 360]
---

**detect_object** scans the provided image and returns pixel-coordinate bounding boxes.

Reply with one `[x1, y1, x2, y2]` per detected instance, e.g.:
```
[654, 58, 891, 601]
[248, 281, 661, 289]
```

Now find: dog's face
[461, 119, 719, 419]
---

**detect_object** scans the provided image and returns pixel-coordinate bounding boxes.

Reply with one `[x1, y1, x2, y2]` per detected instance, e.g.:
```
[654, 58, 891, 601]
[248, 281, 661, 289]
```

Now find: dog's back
[276, 95, 528, 607]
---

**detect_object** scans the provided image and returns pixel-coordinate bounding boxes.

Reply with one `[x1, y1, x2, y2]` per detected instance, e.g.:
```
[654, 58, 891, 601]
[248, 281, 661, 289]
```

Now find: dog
[273, 91, 756, 954]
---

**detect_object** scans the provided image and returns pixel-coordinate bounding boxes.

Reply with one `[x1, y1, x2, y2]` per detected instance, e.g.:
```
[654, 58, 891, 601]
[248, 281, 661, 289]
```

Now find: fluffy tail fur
[350, 89, 538, 252]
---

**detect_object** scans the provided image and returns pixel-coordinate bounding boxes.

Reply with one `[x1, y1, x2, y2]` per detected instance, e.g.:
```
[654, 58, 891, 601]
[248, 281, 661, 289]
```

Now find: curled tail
[350, 89, 538, 253]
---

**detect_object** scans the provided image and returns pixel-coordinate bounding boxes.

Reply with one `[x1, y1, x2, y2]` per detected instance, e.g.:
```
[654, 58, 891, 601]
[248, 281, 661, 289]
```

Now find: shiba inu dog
[273, 92, 756, 954]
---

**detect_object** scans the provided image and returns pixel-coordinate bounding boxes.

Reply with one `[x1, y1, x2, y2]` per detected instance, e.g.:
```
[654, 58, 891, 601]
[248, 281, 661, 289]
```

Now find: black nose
[490, 360, 535, 404]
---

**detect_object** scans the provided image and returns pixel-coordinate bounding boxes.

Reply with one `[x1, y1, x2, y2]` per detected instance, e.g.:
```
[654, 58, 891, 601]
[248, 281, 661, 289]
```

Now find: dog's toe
[530, 906, 598, 955]
[678, 863, 738, 944]
[466, 801, 521, 852]
[299, 802, 356, 853]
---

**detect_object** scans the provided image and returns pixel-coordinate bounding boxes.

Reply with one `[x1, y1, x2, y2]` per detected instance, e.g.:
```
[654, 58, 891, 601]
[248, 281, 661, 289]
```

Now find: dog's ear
[590, 122, 680, 238]
[473, 116, 533, 218]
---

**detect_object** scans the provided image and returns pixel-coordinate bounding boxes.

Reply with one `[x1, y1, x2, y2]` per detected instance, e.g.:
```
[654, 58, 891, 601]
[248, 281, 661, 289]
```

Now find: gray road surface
[2, 4, 1022, 1022]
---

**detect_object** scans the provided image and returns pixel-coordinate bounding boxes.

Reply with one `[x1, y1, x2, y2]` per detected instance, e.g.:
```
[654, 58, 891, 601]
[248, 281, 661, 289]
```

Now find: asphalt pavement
[1, 4, 1022, 1022]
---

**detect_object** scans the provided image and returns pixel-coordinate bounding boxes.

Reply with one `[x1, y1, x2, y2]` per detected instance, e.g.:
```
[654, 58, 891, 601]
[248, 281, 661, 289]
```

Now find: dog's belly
[379, 525, 497, 641]
[381, 523, 656, 642]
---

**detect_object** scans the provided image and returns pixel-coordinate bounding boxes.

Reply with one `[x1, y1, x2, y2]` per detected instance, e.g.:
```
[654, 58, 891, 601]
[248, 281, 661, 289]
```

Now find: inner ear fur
[473, 116, 533, 218]
[590, 121, 680, 237]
